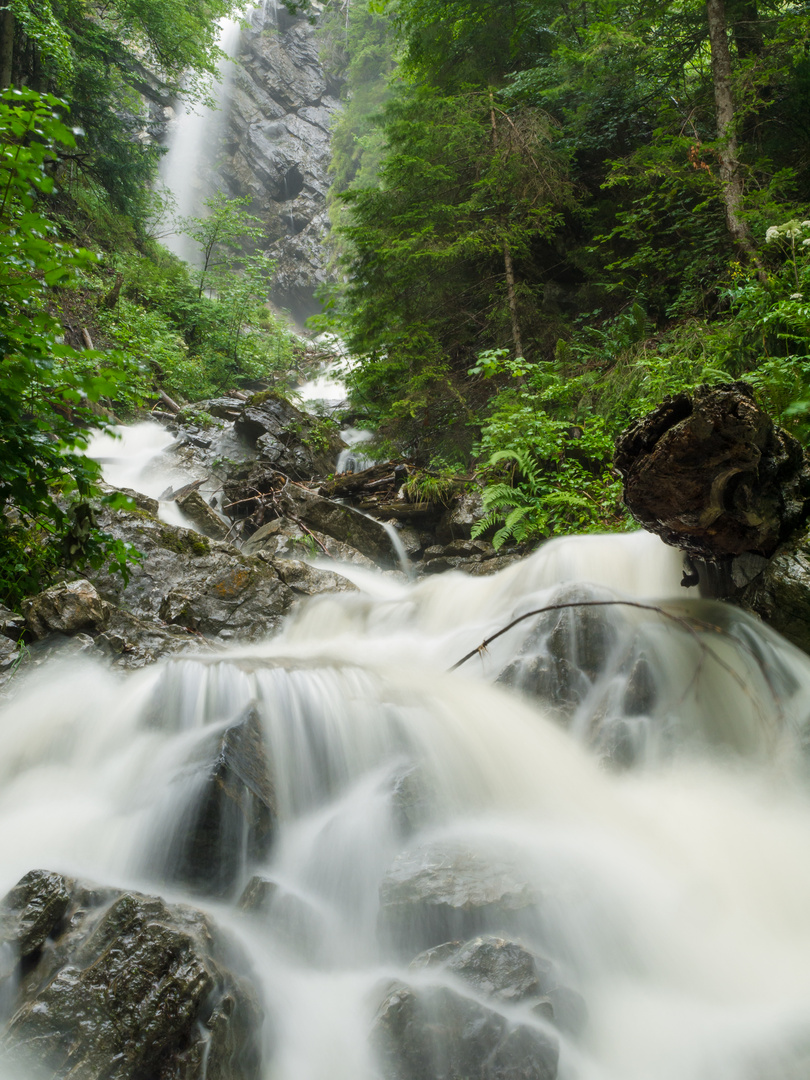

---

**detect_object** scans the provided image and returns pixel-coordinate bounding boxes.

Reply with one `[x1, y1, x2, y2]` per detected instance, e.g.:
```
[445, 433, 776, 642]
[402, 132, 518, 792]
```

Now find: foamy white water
[3, 532, 810, 1079]
[158, 17, 243, 264]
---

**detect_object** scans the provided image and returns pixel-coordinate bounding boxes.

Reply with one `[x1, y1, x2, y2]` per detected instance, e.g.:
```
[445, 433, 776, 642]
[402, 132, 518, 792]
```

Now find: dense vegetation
[4, 0, 810, 608]
[0, 1, 304, 607]
[307, 0, 810, 545]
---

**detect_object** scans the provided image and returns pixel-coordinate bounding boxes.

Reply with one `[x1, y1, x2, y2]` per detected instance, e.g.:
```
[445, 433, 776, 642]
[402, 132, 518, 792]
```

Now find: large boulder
[739, 524, 810, 654]
[372, 980, 558, 1080]
[409, 936, 587, 1036]
[277, 481, 398, 565]
[0, 870, 263, 1080]
[614, 383, 810, 561]
[90, 505, 354, 643]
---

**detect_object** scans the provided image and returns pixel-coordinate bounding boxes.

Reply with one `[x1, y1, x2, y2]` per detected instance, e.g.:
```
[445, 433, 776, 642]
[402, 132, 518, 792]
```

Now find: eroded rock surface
[0, 870, 263, 1080]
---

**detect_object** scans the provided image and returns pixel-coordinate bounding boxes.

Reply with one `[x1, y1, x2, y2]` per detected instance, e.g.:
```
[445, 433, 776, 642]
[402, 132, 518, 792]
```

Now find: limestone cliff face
[220, 4, 340, 322]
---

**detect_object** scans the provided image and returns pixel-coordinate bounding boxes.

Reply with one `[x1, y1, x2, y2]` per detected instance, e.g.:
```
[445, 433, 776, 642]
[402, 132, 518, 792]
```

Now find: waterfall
[3, 531, 810, 1079]
[157, 17, 243, 263]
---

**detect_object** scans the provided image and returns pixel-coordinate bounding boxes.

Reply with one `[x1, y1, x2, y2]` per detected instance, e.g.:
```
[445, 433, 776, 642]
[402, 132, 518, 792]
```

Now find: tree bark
[0, 10, 14, 90]
[706, 0, 754, 254]
[489, 92, 524, 360]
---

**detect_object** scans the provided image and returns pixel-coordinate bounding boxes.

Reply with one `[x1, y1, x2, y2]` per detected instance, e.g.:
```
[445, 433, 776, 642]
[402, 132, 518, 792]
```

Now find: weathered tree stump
[614, 382, 810, 562]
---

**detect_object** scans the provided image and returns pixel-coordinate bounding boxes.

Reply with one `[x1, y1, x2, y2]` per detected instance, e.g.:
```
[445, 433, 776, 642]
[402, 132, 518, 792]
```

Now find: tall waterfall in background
[157, 17, 243, 264]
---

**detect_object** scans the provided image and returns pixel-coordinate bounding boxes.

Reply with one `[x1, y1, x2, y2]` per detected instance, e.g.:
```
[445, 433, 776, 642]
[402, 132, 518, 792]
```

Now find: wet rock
[466, 554, 524, 576]
[0, 870, 70, 968]
[409, 936, 587, 1036]
[220, 11, 341, 320]
[497, 652, 587, 719]
[739, 524, 810, 654]
[90, 507, 352, 643]
[244, 518, 379, 570]
[497, 586, 619, 718]
[95, 608, 212, 668]
[233, 393, 343, 480]
[390, 765, 432, 839]
[437, 489, 486, 542]
[0, 872, 263, 1080]
[278, 482, 397, 565]
[22, 579, 107, 640]
[269, 556, 359, 597]
[614, 382, 810, 561]
[157, 705, 277, 898]
[0, 604, 25, 641]
[238, 876, 326, 961]
[372, 979, 558, 1080]
[378, 841, 540, 956]
[177, 489, 232, 541]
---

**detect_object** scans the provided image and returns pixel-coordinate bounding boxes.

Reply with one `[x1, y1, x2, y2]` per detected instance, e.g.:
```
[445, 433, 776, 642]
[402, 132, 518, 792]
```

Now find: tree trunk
[0, 10, 14, 90]
[489, 92, 524, 359]
[706, 0, 754, 254]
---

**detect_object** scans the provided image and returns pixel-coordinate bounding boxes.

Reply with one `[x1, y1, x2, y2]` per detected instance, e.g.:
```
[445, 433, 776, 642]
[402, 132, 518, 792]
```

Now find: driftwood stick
[448, 598, 782, 729]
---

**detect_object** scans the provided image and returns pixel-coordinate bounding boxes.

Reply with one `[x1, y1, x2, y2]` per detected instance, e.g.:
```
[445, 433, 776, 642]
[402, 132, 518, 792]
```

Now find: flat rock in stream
[0, 870, 263, 1080]
[378, 841, 540, 956]
[614, 382, 810, 561]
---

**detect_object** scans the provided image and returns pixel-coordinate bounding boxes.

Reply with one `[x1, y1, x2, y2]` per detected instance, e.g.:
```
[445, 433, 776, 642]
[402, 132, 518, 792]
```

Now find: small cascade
[5, 533, 810, 1079]
[87, 422, 219, 532]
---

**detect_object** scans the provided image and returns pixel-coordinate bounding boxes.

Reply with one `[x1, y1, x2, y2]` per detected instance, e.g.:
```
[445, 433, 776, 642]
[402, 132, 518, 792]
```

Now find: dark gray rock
[232, 393, 343, 479]
[277, 482, 398, 565]
[0, 604, 26, 641]
[437, 489, 486, 542]
[740, 525, 810, 654]
[90, 506, 348, 643]
[243, 517, 380, 570]
[378, 842, 540, 956]
[156, 705, 277, 898]
[372, 979, 559, 1080]
[408, 936, 587, 1037]
[95, 608, 212, 669]
[238, 876, 326, 961]
[0, 872, 263, 1080]
[177, 489, 232, 541]
[219, 9, 342, 320]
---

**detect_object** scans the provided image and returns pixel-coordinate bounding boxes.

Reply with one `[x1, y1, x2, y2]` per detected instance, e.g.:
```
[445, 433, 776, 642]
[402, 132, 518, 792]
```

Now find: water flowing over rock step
[0, 870, 581, 1080]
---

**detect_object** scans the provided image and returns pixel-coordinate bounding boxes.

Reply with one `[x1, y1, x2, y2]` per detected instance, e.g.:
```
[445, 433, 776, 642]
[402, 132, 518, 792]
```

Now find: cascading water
[4, 528, 810, 1079]
[157, 17, 243, 263]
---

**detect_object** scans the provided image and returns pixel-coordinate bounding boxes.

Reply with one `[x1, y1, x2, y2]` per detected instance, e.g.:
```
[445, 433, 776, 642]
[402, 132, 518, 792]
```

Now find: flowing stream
[3, 527, 810, 1079]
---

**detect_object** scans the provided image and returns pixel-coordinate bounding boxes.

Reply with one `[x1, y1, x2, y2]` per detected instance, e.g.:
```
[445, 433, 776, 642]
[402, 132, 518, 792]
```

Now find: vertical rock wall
[219, 4, 340, 322]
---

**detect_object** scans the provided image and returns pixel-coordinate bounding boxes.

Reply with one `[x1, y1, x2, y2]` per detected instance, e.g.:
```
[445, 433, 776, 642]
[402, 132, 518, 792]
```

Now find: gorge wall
[221, 4, 340, 323]
[149, 2, 340, 324]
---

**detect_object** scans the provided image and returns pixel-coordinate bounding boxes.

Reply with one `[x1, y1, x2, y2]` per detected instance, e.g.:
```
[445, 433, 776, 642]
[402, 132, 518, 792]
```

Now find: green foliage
[402, 465, 458, 506]
[0, 87, 140, 607]
[470, 358, 627, 547]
